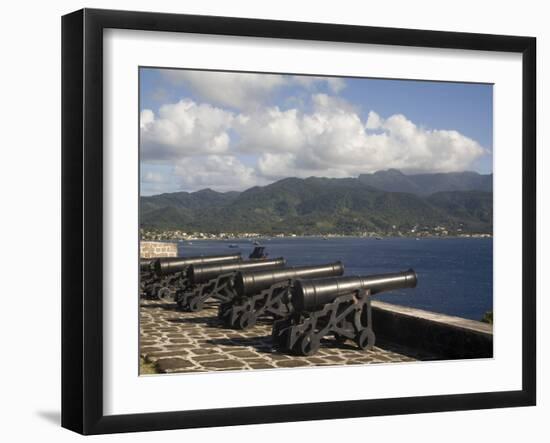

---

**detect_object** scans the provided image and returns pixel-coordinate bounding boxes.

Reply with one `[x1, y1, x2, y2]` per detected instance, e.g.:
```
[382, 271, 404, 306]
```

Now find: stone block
[228, 350, 260, 358]
[156, 358, 195, 372]
[193, 354, 226, 362]
[249, 363, 276, 370]
[202, 360, 246, 369]
[276, 360, 310, 368]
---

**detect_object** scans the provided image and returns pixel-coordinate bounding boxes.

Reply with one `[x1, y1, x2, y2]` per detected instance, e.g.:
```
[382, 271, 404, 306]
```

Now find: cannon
[141, 253, 242, 300]
[140, 258, 156, 272]
[218, 262, 344, 329]
[140, 257, 166, 297]
[139, 258, 157, 297]
[154, 253, 242, 275]
[140, 258, 156, 280]
[176, 258, 286, 312]
[272, 269, 417, 356]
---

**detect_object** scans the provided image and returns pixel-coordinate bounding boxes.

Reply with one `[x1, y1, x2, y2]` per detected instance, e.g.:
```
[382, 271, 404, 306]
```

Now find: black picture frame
[61, 8, 536, 435]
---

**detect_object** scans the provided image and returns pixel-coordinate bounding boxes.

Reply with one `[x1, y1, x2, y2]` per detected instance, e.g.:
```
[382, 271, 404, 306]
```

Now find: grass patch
[140, 357, 158, 375]
[481, 311, 493, 324]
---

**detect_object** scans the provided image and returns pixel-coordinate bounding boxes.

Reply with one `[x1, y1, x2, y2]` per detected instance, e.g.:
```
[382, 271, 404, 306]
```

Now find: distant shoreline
[140, 233, 493, 242]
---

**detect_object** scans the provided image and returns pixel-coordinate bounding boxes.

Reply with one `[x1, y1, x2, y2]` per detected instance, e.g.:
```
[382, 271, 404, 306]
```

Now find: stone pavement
[140, 299, 435, 374]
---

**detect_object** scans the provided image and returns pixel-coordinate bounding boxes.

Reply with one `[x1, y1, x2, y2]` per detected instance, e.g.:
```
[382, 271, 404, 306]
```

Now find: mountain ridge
[140, 170, 493, 235]
[357, 169, 492, 195]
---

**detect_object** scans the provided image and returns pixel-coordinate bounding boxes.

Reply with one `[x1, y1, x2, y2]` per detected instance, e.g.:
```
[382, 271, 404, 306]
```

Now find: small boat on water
[253, 240, 261, 246]
[228, 244, 239, 248]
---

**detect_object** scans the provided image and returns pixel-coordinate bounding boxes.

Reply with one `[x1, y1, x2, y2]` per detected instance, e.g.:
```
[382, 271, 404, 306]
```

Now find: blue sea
[177, 237, 493, 321]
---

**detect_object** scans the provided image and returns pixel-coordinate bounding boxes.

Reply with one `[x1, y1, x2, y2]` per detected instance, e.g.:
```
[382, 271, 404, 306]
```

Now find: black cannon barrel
[140, 258, 156, 272]
[292, 269, 417, 311]
[154, 253, 242, 275]
[234, 262, 344, 297]
[188, 258, 286, 284]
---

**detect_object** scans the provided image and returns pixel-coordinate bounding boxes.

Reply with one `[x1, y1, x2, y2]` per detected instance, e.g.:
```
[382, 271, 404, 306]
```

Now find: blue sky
[140, 67, 493, 195]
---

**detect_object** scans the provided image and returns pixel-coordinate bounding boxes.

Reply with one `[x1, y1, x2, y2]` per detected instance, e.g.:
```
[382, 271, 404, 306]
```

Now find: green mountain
[358, 169, 493, 195]
[140, 188, 240, 227]
[140, 172, 493, 235]
[427, 191, 493, 232]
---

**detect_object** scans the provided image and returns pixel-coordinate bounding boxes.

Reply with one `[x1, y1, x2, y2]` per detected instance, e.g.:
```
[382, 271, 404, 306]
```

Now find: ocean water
[177, 237, 493, 321]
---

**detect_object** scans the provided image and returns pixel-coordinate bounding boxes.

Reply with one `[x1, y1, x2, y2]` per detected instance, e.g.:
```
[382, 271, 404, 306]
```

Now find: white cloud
[140, 99, 233, 161]
[142, 171, 169, 183]
[172, 155, 265, 192]
[363, 111, 486, 173]
[366, 110, 382, 129]
[235, 95, 486, 179]
[291, 76, 346, 94]
[235, 107, 306, 153]
[160, 70, 347, 110]
[162, 70, 286, 110]
[140, 109, 154, 129]
[326, 78, 346, 93]
[257, 152, 350, 180]
[141, 93, 488, 191]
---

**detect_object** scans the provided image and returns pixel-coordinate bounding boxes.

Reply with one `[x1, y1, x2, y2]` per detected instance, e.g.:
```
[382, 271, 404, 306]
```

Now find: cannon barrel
[154, 253, 242, 275]
[234, 262, 344, 297]
[188, 258, 286, 285]
[292, 269, 417, 311]
[140, 258, 156, 272]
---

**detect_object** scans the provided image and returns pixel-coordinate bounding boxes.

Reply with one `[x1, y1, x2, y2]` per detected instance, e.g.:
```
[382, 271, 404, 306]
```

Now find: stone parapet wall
[140, 241, 178, 258]
[372, 301, 493, 359]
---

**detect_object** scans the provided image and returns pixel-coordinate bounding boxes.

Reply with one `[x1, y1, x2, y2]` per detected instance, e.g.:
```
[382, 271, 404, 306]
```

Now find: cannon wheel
[218, 303, 231, 320]
[157, 287, 175, 303]
[188, 298, 203, 312]
[297, 332, 320, 356]
[356, 329, 375, 350]
[272, 319, 290, 349]
[176, 293, 190, 310]
[145, 283, 160, 299]
[235, 312, 255, 329]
